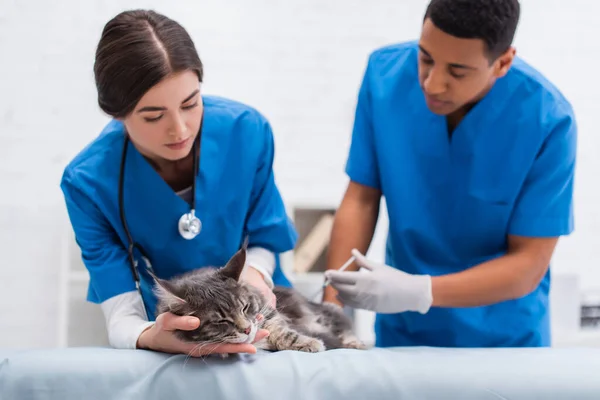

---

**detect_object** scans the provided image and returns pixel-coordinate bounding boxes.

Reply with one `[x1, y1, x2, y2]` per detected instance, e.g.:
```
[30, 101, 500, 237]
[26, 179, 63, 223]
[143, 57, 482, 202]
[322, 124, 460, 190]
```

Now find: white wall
[0, 0, 598, 348]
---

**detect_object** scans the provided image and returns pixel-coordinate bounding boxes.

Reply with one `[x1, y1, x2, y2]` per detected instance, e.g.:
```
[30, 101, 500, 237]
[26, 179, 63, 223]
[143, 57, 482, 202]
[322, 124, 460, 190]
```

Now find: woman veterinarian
[60, 9, 297, 356]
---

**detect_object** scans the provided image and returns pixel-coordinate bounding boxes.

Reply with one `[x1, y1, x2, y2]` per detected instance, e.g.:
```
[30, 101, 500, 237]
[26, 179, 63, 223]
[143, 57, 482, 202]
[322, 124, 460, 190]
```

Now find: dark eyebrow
[418, 45, 477, 70]
[182, 89, 200, 103]
[137, 89, 200, 113]
[418, 45, 432, 58]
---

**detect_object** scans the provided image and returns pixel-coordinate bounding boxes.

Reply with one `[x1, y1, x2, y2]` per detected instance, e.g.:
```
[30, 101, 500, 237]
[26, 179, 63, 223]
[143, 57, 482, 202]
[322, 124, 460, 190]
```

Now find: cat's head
[149, 246, 267, 345]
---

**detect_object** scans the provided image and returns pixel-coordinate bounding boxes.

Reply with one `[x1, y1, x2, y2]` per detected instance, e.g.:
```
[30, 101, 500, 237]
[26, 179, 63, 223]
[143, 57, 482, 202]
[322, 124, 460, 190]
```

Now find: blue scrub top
[346, 41, 576, 347]
[61, 95, 297, 319]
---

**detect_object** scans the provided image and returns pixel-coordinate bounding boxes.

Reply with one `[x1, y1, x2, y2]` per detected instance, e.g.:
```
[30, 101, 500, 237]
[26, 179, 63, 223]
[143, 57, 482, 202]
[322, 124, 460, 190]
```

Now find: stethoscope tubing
[117, 117, 203, 318]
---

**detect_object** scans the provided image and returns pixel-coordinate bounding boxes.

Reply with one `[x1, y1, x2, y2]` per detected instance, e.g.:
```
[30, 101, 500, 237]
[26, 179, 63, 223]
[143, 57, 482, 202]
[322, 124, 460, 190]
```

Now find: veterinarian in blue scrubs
[60, 10, 296, 356]
[324, 0, 577, 347]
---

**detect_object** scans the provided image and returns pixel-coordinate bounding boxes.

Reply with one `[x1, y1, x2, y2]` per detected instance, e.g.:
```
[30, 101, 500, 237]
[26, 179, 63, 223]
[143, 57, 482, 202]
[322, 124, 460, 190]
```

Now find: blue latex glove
[324, 249, 433, 314]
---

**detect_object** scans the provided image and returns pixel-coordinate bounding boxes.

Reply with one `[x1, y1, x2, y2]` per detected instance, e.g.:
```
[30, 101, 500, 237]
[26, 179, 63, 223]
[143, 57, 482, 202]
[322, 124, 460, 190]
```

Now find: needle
[308, 255, 357, 301]
[322, 255, 356, 289]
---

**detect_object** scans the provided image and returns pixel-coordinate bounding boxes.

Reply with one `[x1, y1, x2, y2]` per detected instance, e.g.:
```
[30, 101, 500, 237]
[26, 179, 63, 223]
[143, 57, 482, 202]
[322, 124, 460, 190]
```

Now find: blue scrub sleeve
[61, 173, 137, 304]
[244, 119, 298, 253]
[508, 108, 577, 237]
[344, 57, 381, 189]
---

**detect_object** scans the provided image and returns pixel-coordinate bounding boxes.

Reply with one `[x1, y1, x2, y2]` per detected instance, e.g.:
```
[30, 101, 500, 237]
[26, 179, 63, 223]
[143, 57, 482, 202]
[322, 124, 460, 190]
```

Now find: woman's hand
[136, 312, 269, 356]
[242, 266, 276, 308]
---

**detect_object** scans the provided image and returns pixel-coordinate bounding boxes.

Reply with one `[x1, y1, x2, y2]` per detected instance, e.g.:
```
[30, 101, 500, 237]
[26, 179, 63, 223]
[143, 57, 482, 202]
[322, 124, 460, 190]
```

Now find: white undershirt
[99, 186, 277, 349]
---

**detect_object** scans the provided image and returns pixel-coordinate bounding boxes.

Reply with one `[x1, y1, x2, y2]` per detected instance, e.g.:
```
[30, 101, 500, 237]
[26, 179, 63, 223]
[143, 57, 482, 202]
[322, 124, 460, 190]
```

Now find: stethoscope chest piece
[178, 210, 202, 240]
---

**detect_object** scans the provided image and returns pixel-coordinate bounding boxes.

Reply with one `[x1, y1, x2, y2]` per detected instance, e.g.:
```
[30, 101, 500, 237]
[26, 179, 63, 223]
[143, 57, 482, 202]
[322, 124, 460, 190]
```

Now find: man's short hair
[424, 0, 521, 60]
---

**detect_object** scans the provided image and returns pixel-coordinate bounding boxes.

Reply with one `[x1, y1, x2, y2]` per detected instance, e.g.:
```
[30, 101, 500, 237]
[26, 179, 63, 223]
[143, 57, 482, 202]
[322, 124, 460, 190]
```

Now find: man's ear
[220, 247, 247, 282]
[493, 46, 516, 78]
[148, 270, 187, 306]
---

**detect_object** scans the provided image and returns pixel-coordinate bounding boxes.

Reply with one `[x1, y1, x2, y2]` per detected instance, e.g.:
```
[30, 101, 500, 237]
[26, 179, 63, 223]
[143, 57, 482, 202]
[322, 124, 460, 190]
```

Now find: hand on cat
[242, 266, 277, 308]
[137, 312, 270, 356]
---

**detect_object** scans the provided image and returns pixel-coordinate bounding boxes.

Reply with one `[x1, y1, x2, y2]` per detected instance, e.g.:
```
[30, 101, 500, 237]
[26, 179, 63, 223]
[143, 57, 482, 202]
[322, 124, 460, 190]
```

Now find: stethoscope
[118, 120, 203, 317]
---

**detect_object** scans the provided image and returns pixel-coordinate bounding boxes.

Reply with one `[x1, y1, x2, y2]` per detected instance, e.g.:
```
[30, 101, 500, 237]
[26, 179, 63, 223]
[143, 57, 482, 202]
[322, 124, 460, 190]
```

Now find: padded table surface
[1, 346, 599, 399]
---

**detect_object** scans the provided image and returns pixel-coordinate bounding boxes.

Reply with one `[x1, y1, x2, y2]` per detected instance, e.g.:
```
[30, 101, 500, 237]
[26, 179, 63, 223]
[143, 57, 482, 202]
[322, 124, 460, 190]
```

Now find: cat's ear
[241, 235, 250, 250]
[147, 270, 187, 305]
[220, 247, 247, 282]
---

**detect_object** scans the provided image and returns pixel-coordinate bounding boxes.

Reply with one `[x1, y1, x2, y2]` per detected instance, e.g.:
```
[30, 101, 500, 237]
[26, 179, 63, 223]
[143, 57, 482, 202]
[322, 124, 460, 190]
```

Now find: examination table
[1, 346, 599, 399]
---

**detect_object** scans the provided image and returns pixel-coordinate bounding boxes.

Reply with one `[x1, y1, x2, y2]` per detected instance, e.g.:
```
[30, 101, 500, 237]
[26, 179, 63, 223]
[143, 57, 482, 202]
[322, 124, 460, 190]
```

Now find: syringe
[322, 255, 356, 289]
[309, 255, 357, 301]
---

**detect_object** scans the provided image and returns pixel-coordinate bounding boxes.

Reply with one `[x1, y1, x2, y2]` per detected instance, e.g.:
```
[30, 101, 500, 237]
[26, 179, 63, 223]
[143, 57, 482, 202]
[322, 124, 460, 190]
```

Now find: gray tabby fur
[148, 245, 365, 353]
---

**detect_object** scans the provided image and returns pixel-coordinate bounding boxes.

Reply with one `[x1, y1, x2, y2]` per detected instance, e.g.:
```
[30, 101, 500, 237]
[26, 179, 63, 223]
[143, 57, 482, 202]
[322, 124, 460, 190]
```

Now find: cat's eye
[242, 303, 249, 313]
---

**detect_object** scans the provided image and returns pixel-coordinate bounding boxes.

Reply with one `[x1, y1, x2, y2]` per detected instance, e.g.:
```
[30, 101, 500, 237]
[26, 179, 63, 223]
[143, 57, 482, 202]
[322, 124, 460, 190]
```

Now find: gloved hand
[324, 249, 433, 314]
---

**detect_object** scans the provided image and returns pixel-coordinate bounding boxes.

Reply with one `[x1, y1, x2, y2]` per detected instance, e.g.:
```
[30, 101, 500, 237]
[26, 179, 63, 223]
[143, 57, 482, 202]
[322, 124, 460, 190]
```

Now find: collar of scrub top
[119, 116, 204, 254]
[406, 72, 513, 157]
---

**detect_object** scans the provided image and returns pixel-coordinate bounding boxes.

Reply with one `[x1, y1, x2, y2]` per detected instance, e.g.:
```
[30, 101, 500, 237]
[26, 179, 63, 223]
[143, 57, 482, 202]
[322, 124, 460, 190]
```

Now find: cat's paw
[292, 338, 326, 353]
[342, 340, 367, 350]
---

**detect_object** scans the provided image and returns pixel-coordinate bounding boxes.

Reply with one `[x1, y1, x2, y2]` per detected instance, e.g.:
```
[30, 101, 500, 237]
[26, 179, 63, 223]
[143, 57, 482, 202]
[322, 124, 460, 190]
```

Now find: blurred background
[0, 0, 598, 349]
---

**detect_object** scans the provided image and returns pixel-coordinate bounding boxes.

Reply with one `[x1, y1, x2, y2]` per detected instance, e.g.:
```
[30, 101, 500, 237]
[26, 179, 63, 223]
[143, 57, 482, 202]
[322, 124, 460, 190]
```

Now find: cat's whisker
[199, 338, 232, 364]
[256, 303, 276, 319]
[183, 342, 207, 369]
[185, 339, 231, 366]
[269, 300, 297, 314]
[191, 341, 213, 355]
[256, 305, 269, 319]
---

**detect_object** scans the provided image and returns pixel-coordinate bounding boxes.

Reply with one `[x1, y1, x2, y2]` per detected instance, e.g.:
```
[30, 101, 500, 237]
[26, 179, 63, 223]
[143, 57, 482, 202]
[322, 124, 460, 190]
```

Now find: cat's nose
[243, 326, 251, 335]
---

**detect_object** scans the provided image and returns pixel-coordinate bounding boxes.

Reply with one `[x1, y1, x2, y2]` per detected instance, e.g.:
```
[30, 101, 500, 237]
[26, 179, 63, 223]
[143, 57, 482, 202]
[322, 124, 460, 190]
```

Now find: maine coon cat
[148, 245, 365, 353]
